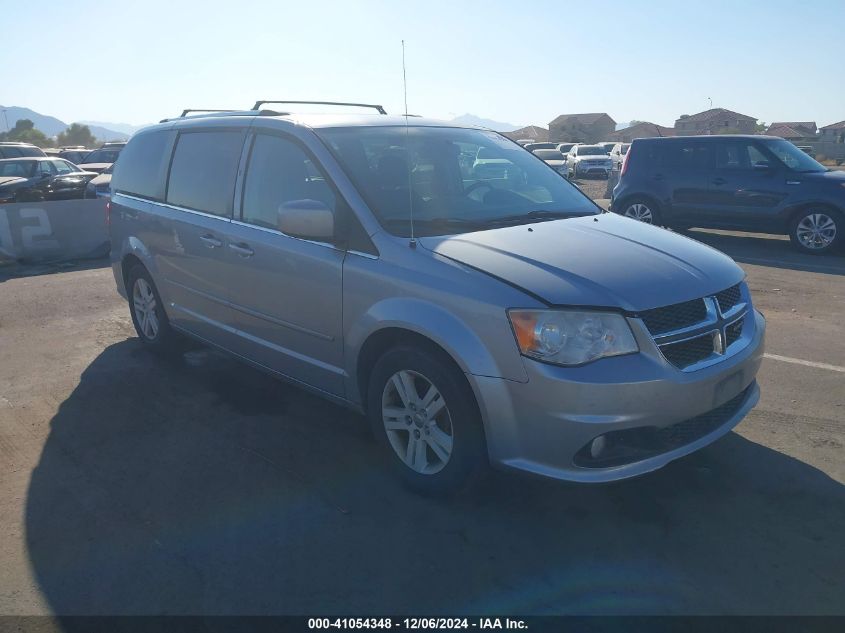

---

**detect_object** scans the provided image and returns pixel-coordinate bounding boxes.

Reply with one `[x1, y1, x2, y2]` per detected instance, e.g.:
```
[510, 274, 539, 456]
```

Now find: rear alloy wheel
[127, 264, 182, 352]
[790, 209, 841, 254]
[623, 201, 655, 224]
[368, 346, 487, 495]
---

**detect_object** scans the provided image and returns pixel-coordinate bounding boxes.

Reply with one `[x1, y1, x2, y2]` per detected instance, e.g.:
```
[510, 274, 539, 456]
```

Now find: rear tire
[788, 207, 843, 255]
[620, 197, 662, 225]
[367, 346, 487, 495]
[127, 265, 183, 353]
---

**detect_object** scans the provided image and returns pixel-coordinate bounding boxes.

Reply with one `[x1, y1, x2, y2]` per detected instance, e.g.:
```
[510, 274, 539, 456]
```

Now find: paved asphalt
[0, 230, 842, 617]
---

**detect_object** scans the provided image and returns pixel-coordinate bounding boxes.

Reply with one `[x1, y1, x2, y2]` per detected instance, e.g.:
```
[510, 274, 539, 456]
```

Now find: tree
[755, 121, 767, 134]
[0, 118, 53, 147]
[57, 123, 97, 148]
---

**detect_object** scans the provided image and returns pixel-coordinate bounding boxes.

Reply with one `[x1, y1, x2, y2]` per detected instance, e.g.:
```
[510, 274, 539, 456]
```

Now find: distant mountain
[449, 114, 521, 132]
[80, 120, 151, 136]
[615, 121, 631, 131]
[1, 105, 130, 141]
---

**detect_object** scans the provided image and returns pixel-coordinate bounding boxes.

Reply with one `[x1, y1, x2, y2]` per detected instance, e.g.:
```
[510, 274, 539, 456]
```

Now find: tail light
[620, 145, 632, 176]
[105, 201, 111, 227]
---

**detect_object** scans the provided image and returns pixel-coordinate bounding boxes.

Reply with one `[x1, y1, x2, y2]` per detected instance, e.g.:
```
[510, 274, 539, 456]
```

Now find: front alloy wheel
[382, 370, 453, 474]
[794, 212, 837, 252]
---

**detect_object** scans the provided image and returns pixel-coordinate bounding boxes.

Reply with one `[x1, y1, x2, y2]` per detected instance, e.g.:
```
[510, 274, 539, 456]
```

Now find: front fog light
[590, 436, 606, 458]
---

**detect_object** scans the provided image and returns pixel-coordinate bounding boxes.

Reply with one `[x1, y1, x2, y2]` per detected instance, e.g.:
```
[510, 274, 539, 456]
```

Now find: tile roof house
[768, 121, 817, 137]
[608, 121, 675, 142]
[674, 108, 758, 135]
[503, 125, 549, 142]
[820, 120, 845, 143]
[548, 113, 616, 143]
[766, 124, 816, 141]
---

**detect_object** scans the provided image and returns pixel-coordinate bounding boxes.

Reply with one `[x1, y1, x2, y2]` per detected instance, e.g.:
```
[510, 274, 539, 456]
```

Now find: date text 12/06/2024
[307, 618, 528, 630]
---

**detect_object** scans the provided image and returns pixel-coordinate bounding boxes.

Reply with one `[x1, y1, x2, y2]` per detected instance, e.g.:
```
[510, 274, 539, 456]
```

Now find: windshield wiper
[484, 210, 582, 226]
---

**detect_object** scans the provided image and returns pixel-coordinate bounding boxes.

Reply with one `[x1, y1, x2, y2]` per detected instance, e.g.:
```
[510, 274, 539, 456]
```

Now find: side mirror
[277, 199, 334, 242]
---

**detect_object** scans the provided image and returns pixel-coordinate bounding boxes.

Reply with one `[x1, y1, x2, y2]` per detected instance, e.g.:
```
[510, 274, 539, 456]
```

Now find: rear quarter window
[111, 130, 175, 201]
[166, 130, 245, 217]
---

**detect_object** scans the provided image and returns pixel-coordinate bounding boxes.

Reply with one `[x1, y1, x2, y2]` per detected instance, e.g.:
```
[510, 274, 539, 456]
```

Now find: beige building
[674, 108, 757, 135]
[548, 113, 616, 143]
[503, 125, 549, 142]
[608, 121, 675, 142]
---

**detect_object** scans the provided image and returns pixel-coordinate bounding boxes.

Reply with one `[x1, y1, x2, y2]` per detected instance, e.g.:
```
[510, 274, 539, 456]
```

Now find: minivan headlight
[508, 309, 638, 366]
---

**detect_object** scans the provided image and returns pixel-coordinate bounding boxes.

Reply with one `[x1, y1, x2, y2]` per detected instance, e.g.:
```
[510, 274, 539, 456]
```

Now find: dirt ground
[0, 231, 843, 617]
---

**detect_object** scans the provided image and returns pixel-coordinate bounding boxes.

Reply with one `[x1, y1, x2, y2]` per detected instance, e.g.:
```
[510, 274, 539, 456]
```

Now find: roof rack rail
[251, 100, 387, 115]
[180, 109, 233, 117]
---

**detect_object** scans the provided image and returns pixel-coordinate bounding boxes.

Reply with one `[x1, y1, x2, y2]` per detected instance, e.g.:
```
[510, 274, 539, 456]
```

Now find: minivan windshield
[762, 139, 826, 173]
[319, 126, 597, 237]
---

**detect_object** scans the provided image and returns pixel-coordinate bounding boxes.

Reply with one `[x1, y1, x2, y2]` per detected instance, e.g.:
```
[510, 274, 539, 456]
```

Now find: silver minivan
[109, 103, 765, 494]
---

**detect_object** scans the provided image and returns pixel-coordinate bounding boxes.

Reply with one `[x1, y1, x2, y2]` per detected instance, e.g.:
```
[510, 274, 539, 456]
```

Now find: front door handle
[199, 234, 223, 248]
[228, 242, 254, 257]
[712, 177, 727, 186]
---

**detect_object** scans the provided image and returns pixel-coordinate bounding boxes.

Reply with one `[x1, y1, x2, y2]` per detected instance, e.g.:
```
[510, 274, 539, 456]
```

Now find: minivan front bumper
[471, 309, 765, 483]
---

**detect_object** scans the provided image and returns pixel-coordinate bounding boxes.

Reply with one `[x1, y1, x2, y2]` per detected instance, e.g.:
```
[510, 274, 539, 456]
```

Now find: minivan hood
[419, 214, 744, 312]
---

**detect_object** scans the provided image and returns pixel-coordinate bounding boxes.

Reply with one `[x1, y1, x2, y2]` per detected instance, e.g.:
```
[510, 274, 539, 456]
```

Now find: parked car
[565, 144, 613, 178]
[612, 135, 845, 254]
[515, 139, 535, 147]
[531, 148, 568, 175]
[77, 147, 122, 174]
[0, 157, 96, 203]
[597, 142, 616, 154]
[610, 142, 630, 170]
[110, 107, 764, 494]
[524, 142, 558, 151]
[556, 142, 578, 154]
[0, 142, 46, 159]
[85, 163, 113, 199]
[59, 149, 93, 165]
[796, 145, 816, 158]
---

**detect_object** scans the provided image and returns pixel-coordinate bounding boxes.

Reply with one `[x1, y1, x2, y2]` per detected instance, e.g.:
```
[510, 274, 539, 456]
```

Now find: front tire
[789, 207, 843, 255]
[367, 346, 487, 495]
[127, 265, 181, 352]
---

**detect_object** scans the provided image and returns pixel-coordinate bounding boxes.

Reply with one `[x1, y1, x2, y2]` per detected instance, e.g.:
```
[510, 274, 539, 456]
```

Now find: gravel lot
[0, 231, 843, 617]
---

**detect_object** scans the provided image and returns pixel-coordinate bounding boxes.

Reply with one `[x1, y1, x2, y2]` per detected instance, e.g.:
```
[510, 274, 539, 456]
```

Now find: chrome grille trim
[633, 283, 753, 372]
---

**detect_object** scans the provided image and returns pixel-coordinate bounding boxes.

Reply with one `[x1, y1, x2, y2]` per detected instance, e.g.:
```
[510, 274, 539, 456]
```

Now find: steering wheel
[464, 181, 493, 199]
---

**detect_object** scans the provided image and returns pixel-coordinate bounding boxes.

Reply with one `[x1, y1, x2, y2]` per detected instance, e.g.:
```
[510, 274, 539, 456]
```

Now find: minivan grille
[638, 283, 750, 371]
[659, 333, 715, 369]
[640, 298, 707, 335]
[716, 284, 742, 313]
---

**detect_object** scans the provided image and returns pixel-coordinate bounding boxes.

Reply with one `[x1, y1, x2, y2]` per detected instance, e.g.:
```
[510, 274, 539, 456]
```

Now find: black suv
[611, 135, 845, 254]
[0, 142, 47, 159]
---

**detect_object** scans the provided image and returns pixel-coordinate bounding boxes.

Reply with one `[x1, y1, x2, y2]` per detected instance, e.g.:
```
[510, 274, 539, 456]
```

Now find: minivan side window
[241, 134, 337, 230]
[112, 130, 175, 200]
[715, 141, 767, 170]
[166, 131, 244, 217]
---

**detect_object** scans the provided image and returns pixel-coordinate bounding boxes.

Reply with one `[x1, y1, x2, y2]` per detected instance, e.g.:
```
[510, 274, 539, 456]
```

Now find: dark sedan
[0, 158, 97, 203]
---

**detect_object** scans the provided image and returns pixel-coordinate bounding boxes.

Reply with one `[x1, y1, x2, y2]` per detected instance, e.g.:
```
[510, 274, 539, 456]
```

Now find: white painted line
[739, 256, 845, 275]
[764, 353, 845, 373]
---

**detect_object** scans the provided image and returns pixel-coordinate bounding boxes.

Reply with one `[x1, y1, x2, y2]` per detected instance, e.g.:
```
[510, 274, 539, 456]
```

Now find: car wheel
[367, 346, 487, 495]
[789, 208, 843, 255]
[127, 264, 181, 351]
[621, 198, 661, 225]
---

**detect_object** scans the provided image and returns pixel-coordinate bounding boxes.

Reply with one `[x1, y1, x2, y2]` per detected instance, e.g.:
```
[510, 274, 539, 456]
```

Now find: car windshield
[577, 146, 607, 156]
[0, 160, 36, 178]
[763, 139, 826, 172]
[82, 149, 120, 164]
[320, 126, 597, 237]
[621, 145, 629, 154]
[533, 149, 564, 160]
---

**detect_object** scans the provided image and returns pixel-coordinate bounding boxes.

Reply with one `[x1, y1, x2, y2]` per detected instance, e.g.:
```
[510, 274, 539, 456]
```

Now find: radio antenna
[402, 39, 416, 248]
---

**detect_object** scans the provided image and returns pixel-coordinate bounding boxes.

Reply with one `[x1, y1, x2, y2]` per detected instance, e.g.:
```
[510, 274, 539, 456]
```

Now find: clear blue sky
[4, 0, 844, 129]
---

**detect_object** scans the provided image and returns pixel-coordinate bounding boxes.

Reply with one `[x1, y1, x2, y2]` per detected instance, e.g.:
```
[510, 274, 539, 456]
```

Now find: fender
[113, 235, 157, 299]
[345, 297, 528, 400]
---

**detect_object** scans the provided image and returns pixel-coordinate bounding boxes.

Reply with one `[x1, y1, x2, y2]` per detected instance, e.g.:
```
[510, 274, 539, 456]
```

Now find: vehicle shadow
[25, 341, 845, 616]
[0, 256, 110, 283]
[683, 229, 845, 275]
